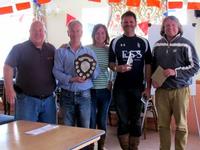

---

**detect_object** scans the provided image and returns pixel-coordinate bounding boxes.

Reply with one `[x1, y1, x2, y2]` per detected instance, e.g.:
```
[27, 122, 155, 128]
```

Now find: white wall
[188, 10, 200, 57]
[45, 1, 200, 79]
[45, 0, 109, 48]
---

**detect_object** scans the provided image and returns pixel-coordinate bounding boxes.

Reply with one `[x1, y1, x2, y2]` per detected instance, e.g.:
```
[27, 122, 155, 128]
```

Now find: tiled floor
[105, 125, 200, 150]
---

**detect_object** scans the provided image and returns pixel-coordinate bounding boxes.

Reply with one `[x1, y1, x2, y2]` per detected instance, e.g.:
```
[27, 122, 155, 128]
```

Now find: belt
[61, 89, 84, 96]
[14, 85, 53, 99]
[28, 94, 52, 99]
[25, 94, 53, 99]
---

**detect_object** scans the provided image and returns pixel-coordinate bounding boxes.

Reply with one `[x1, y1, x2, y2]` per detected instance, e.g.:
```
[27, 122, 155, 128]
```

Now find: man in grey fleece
[152, 16, 199, 150]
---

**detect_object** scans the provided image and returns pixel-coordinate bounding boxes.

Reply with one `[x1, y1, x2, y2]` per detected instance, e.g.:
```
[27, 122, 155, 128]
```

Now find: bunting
[126, 0, 140, 7]
[66, 14, 76, 25]
[0, 6, 13, 15]
[147, 0, 161, 8]
[88, 0, 101, 2]
[38, 0, 51, 4]
[188, 2, 200, 10]
[108, 0, 121, 3]
[168, 1, 183, 9]
[16, 2, 31, 11]
[1, 0, 200, 15]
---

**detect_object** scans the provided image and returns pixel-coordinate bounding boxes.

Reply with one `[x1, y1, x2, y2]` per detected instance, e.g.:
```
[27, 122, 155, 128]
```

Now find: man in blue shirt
[53, 20, 99, 128]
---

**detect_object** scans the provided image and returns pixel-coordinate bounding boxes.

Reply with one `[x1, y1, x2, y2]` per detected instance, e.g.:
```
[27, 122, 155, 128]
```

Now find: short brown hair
[91, 24, 110, 45]
[121, 10, 137, 22]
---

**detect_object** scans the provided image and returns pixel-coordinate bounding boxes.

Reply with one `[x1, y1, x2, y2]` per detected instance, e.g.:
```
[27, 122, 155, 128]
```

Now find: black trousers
[113, 87, 143, 137]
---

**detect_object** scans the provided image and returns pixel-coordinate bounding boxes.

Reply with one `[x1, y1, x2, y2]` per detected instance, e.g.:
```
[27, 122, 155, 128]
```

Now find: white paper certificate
[151, 66, 167, 87]
[25, 124, 59, 135]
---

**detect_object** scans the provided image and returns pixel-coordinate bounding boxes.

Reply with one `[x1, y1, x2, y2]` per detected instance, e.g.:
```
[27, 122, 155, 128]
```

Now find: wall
[45, 0, 109, 48]
[45, 1, 200, 79]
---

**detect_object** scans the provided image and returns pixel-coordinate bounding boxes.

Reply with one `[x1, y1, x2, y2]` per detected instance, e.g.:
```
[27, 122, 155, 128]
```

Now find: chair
[141, 96, 158, 139]
[0, 79, 10, 115]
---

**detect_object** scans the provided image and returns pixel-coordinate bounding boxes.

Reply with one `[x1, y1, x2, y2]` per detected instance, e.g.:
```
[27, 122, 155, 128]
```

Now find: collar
[163, 33, 181, 43]
[28, 39, 45, 49]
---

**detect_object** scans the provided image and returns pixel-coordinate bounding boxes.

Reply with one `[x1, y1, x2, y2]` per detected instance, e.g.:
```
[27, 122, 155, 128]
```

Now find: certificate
[151, 66, 167, 87]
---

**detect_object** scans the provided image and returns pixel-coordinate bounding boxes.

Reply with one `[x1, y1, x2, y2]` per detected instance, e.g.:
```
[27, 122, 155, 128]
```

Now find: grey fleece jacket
[152, 34, 199, 89]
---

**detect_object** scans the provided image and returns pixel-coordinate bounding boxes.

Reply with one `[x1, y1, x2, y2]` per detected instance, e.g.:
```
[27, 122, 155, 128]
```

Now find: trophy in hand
[74, 54, 97, 80]
[126, 52, 133, 69]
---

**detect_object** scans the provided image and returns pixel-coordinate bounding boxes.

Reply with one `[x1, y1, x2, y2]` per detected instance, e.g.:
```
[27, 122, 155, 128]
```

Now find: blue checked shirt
[53, 44, 100, 92]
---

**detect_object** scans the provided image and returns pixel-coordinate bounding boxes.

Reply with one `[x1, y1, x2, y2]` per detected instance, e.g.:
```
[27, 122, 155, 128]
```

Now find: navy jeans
[60, 89, 91, 128]
[15, 94, 56, 124]
[113, 87, 143, 137]
[90, 88, 111, 131]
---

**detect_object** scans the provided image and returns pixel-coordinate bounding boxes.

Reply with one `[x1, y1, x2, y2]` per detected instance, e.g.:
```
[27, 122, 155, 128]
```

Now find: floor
[1, 100, 200, 150]
[104, 125, 200, 150]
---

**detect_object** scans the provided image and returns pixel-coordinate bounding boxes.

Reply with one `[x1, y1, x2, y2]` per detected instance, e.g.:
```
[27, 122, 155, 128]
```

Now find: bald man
[4, 21, 57, 124]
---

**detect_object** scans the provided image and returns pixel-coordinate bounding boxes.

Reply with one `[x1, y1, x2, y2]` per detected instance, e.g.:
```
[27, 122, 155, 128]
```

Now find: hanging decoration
[0, 0, 51, 15]
[0, 6, 13, 15]
[126, 0, 141, 7]
[16, 2, 31, 11]
[32, 0, 52, 22]
[33, 0, 41, 18]
[147, 0, 161, 8]
[138, 21, 149, 35]
[168, 1, 183, 9]
[107, 0, 166, 38]
[88, 0, 101, 2]
[38, 0, 51, 4]
[66, 14, 76, 25]
[109, 0, 121, 2]
[188, 2, 200, 10]
[1, 0, 200, 16]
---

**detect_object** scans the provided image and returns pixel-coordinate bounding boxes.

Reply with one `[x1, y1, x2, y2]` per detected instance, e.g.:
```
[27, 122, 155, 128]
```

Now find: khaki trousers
[155, 87, 190, 150]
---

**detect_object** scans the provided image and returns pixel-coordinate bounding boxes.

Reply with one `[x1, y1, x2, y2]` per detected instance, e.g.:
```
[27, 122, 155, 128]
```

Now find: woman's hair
[91, 24, 110, 45]
[160, 16, 183, 36]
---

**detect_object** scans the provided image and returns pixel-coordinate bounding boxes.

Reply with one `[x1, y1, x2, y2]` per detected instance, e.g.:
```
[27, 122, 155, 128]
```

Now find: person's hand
[5, 88, 16, 105]
[142, 87, 151, 99]
[117, 64, 132, 73]
[152, 80, 160, 88]
[163, 68, 176, 77]
[107, 81, 113, 91]
[69, 76, 85, 83]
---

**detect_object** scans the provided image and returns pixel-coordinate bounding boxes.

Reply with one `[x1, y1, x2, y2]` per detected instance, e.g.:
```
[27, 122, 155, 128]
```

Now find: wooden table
[0, 120, 105, 150]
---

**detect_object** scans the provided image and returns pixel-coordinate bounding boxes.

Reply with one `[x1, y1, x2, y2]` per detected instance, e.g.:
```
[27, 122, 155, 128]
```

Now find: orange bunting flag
[188, 2, 200, 10]
[126, 0, 140, 7]
[108, 0, 121, 3]
[0, 6, 13, 15]
[38, 0, 51, 4]
[168, 1, 183, 9]
[147, 0, 161, 8]
[16, 2, 31, 11]
[88, 0, 101, 2]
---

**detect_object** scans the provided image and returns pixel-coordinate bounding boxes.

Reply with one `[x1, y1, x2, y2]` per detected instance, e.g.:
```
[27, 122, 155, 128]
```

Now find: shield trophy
[74, 54, 97, 80]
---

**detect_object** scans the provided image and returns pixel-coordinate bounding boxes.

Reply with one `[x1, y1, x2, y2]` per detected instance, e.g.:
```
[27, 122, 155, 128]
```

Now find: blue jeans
[15, 94, 56, 124]
[60, 89, 91, 128]
[113, 87, 143, 137]
[90, 88, 111, 131]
